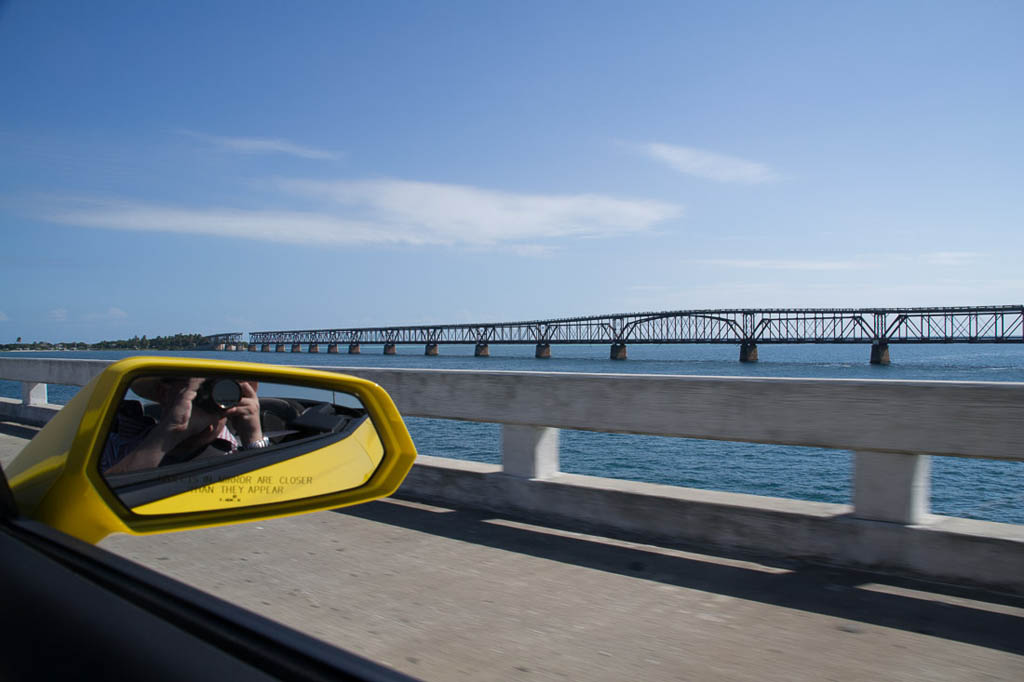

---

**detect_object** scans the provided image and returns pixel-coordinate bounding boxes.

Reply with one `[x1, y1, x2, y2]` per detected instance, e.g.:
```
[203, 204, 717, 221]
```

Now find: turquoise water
[2, 344, 1022, 524]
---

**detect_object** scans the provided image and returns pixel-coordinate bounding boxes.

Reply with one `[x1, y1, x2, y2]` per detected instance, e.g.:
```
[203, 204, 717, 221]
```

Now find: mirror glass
[99, 374, 384, 515]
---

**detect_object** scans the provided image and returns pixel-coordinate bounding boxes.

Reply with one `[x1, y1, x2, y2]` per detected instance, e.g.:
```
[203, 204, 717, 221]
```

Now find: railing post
[853, 452, 930, 524]
[22, 381, 47, 406]
[502, 425, 559, 479]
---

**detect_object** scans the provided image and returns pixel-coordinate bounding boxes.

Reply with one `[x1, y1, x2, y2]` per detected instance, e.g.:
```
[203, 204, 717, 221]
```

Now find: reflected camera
[194, 378, 242, 412]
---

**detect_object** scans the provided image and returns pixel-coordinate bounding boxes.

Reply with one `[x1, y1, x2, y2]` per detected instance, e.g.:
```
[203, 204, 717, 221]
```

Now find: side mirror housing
[5, 357, 417, 543]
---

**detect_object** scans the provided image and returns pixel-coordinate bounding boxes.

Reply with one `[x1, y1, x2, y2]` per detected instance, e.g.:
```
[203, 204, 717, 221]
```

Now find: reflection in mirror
[100, 374, 384, 515]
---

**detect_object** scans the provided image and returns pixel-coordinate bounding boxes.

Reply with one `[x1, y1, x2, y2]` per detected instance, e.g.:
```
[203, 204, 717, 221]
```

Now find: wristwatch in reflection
[241, 436, 270, 450]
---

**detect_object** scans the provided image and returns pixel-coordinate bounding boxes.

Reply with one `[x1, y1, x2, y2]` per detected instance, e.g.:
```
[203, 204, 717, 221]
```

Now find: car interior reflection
[101, 377, 377, 508]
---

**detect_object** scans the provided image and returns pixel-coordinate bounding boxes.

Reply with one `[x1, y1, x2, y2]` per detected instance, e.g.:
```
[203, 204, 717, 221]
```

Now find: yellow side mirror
[5, 357, 417, 544]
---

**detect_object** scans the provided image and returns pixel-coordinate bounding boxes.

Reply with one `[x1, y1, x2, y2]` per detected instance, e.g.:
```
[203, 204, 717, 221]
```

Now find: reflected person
[102, 377, 267, 474]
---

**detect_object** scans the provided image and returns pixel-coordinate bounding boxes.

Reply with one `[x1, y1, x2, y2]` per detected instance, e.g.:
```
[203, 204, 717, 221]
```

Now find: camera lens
[209, 379, 242, 410]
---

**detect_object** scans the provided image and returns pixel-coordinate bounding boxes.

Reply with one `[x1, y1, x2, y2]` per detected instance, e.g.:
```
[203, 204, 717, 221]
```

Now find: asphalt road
[4, 421, 1024, 681]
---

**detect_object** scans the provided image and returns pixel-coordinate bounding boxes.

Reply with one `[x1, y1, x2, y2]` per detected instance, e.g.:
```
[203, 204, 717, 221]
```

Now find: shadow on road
[339, 498, 1024, 655]
[0, 421, 41, 440]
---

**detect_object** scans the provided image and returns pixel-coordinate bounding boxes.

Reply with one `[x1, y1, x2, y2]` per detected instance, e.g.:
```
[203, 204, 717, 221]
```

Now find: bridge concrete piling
[214, 344, 225, 351]
[474, 343, 490, 357]
[871, 342, 891, 365]
[502, 425, 559, 479]
[853, 452, 930, 524]
[739, 342, 758, 362]
[225, 345, 236, 351]
[535, 343, 551, 359]
[291, 343, 302, 353]
[610, 343, 627, 360]
[22, 381, 47, 406]
[308, 343, 319, 353]
[348, 343, 361, 354]
[275, 344, 286, 352]
[327, 344, 339, 353]
[383, 343, 397, 355]
[261, 344, 271, 352]
[425, 343, 439, 356]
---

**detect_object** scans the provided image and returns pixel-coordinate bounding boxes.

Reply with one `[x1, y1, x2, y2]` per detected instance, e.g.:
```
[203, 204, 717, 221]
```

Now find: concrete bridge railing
[2, 357, 1022, 592]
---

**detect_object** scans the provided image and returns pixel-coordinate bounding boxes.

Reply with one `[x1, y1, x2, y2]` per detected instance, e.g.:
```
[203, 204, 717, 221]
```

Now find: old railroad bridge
[205, 304, 1024, 363]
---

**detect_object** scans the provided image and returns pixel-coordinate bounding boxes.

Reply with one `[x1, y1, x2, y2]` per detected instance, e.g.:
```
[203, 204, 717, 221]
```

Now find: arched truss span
[246, 306, 1024, 347]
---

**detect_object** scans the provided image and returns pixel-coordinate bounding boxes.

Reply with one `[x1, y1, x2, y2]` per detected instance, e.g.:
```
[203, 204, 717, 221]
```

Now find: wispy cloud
[697, 258, 873, 271]
[38, 179, 681, 251]
[627, 284, 673, 293]
[640, 143, 778, 184]
[699, 252, 986, 272]
[0, 311, 8, 322]
[49, 308, 68, 322]
[922, 251, 981, 266]
[41, 200, 389, 246]
[179, 130, 338, 160]
[276, 178, 681, 244]
[490, 244, 559, 258]
[84, 307, 128, 321]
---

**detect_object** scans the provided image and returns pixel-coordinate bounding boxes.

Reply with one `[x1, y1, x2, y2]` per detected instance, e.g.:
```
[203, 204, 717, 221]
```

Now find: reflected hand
[105, 378, 223, 474]
[226, 380, 263, 446]
[158, 377, 222, 442]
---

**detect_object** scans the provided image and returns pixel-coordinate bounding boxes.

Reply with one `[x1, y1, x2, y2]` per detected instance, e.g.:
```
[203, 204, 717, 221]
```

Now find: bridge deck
[244, 305, 1024, 346]
[3, 424, 1022, 682]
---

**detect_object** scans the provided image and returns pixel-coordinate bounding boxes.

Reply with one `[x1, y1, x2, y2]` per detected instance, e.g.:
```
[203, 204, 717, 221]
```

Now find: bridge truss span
[245, 305, 1024, 363]
[201, 332, 244, 348]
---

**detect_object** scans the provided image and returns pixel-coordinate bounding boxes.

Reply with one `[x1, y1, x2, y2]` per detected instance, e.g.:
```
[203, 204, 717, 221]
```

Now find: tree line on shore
[1, 333, 212, 351]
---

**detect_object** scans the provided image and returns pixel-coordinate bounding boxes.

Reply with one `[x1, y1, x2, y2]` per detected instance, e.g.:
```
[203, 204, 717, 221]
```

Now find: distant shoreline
[0, 348, 206, 353]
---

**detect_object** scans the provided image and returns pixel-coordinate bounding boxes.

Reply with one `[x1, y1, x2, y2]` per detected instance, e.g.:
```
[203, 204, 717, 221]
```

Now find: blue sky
[1, 1, 1021, 342]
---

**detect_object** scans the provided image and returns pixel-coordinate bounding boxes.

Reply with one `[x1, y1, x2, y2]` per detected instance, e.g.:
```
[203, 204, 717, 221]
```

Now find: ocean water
[2, 343, 1022, 524]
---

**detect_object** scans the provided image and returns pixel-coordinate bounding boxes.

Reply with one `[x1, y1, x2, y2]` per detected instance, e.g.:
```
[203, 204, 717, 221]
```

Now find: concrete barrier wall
[398, 455, 1024, 594]
[317, 367, 1024, 460]
[3, 357, 1023, 591]
[0, 398, 62, 426]
[0, 358, 110, 387]
[5, 358, 1020, 459]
